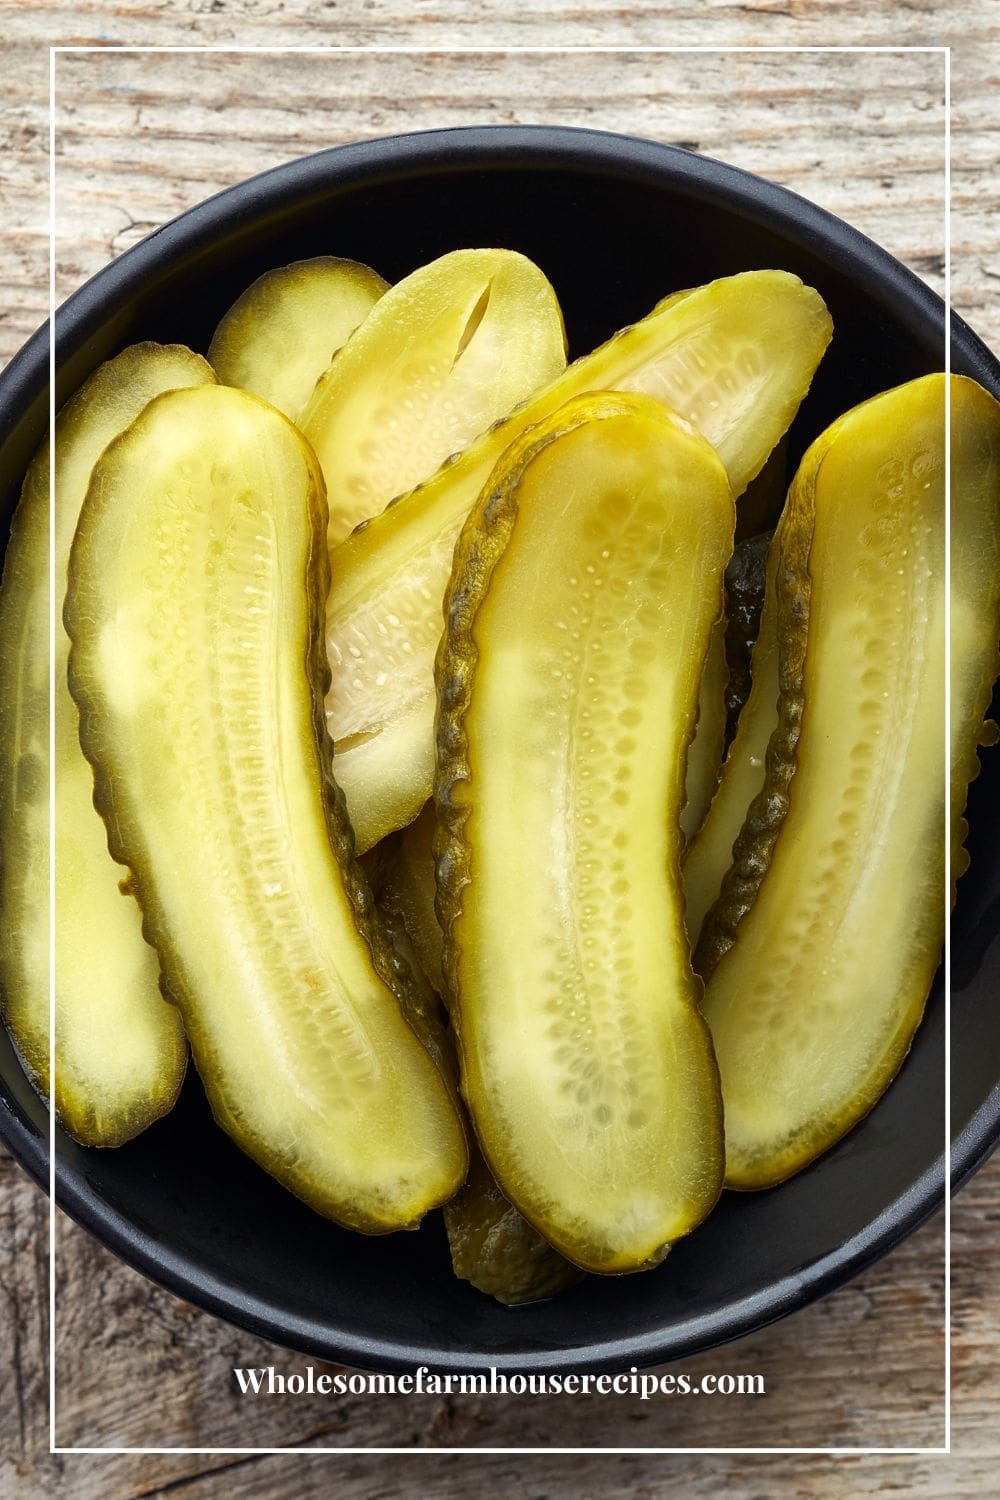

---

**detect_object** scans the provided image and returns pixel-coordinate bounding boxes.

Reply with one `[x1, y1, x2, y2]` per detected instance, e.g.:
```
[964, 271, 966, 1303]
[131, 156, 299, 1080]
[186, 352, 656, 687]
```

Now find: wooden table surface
[2, 8, 998, 1496]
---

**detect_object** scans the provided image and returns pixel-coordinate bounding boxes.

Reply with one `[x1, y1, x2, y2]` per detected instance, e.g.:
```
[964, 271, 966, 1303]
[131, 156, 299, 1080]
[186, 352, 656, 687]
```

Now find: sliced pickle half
[208, 255, 389, 422]
[0, 342, 212, 1146]
[302, 247, 568, 546]
[697, 374, 1000, 1189]
[65, 384, 467, 1228]
[436, 392, 732, 1273]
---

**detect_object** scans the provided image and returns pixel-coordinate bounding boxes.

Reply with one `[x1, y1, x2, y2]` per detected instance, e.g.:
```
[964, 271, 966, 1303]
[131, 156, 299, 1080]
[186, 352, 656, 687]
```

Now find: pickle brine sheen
[65, 384, 467, 1228]
[436, 392, 732, 1274]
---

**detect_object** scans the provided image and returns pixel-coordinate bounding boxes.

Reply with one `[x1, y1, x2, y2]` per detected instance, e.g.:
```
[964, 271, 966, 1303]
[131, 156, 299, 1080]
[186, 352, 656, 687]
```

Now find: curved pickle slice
[301, 248, 568, 546]
[684, 535, 780, 948]
[436, 393, 732, 1274]
[208, 256, 389, 422]
[65, 385, 467, 1228]
[328, 269, 832, 851]
[697, 374, 1000, 1190]
[0, 342, 212, 1146]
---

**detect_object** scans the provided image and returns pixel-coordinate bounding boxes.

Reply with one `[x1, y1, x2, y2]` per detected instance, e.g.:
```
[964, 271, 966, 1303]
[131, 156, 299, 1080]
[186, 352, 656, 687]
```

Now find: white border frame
[48, 41, 953, 1458]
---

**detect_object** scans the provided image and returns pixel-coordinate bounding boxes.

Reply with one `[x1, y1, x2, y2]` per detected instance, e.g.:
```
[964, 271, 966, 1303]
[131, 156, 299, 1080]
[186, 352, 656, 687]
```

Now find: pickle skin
[326, 268, 832, 853]
[723, 529, 774, 744]
[445, 1153, 585, 1306]
[684, 531, 780, 950]
[696, 374, 1000, 1190]
[379, 802, 446, 997]
[436, 392, 731, 1275]
[208, 255, 389, 422]
[681, 616, 730, 846]
[0, 342, 213, 1147]
[65, 384, 467, 1228]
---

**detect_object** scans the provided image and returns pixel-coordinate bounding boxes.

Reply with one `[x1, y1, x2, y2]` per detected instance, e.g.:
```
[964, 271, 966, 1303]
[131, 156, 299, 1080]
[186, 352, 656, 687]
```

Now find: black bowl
[2, 126, 998, 1376]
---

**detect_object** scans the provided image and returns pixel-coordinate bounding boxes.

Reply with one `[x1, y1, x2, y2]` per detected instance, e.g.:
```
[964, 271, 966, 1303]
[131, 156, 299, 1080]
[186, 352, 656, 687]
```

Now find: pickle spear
[301, 248, 568, 546]
[436, 393, 732, 1274]
[697, 374, 1000, 1189]
[327, 269, 831, 851]
[208, 255, 389, 422]
[0, 342, 213, 1146]
[65, 384, 467, 1229]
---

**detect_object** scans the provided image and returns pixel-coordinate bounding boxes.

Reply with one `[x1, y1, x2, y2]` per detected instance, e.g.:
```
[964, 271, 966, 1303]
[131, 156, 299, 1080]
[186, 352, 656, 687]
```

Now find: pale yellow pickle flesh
[302, 248, 568, 547]
[208, 255, 389, 423]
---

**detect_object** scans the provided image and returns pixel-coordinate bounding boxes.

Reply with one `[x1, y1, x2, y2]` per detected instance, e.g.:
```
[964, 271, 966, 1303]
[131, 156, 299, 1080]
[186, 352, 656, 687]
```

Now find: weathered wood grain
[3, 21, 999, 367]
[4, 1147, 998, 1494]
[1, 5, 998, 1497]
[49, 49, 949, 307]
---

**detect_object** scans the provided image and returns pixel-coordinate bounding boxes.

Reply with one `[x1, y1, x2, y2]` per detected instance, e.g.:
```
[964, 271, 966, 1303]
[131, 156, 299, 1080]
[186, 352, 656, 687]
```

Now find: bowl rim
[1, 122, 998, 1376]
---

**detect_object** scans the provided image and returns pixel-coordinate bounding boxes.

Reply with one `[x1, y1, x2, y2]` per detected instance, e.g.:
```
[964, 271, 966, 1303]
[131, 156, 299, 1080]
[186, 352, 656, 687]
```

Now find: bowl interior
[2, 128, 998, 1374]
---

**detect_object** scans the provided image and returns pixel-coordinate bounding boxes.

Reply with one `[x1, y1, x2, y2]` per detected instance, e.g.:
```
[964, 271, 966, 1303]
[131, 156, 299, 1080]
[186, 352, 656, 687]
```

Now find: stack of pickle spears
[1, 246, 998, 1304]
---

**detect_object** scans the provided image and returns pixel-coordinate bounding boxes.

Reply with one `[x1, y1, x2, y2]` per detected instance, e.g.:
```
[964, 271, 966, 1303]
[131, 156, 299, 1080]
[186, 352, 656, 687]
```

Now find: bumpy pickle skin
[0, 342, 214, 1147]
[207, 255, 389, 423]
[327, 268, 832, 852]
[444, 1152, 585, 1305]
[696, 374, 1000, 1191]
[723, 529, 774, 742]
[64, 385, 467, 1229]
[684, 534, 780, 949]
[436, 393, 732, 1275]
[301, 248, 568, 547]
